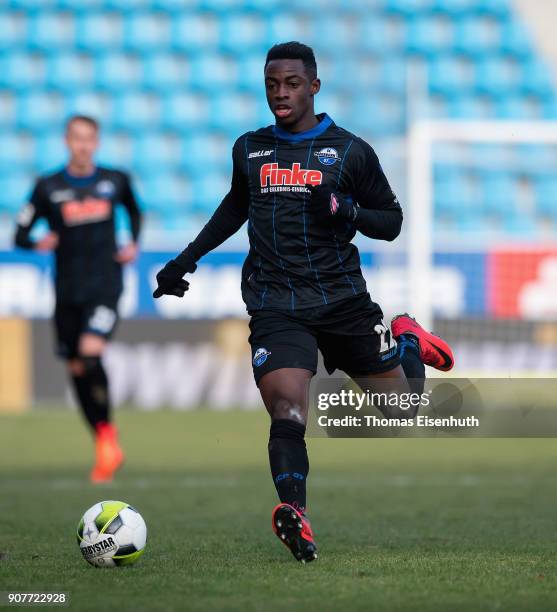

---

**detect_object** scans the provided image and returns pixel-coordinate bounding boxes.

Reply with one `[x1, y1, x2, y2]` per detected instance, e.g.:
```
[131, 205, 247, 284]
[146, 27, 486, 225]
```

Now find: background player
[153, 42, 453, 561]
[13, 115, 142, 483]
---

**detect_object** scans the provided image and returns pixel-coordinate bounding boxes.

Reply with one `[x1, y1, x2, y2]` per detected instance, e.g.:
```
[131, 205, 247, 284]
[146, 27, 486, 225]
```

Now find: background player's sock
[268, 419, 309, 514]
[398, 334, 426, 394]
[71, 356, 111, 430]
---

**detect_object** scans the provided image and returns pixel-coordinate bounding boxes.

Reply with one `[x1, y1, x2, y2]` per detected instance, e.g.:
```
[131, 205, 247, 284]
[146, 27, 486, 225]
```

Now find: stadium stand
[0, 0, 556, 244]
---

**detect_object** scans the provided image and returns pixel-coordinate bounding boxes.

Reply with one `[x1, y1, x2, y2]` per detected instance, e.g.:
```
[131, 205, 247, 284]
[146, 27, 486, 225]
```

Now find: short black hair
[265, 41, 317, 80]
[66, 115, 99, 132]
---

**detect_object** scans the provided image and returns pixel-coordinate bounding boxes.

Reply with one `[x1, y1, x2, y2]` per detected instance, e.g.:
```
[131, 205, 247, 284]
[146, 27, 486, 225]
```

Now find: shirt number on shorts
[374, 320, 396, 354]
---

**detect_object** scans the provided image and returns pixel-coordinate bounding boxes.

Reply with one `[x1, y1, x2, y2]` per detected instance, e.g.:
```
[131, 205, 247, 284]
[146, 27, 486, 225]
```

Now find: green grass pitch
[1, 410, 557, 611]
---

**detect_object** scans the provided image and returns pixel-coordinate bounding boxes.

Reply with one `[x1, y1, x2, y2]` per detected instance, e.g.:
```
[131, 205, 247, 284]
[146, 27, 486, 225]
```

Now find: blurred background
[0, 0, 556, 413]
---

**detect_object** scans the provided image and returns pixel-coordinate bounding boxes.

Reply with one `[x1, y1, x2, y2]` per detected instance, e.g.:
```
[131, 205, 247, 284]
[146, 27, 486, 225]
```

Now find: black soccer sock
[268, 419, 309, 514]
[398, 334, 425, 394]
[70, 356, 110, 431]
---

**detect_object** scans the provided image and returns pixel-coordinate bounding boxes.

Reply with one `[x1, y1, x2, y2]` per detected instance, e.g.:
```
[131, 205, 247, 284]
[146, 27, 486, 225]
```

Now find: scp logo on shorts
[253, 347, 271, 367]
[260, 163, 322, 187]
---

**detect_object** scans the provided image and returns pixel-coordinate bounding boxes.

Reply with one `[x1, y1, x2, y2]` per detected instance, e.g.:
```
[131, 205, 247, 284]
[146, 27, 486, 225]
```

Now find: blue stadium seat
[208, 92, 257, 131]
[516, 145, 557, 177]
[190, 172, 230, 213]
[94, 53, 141, 92]
[188, 54, 239, 91]
[142, 53, 187, 91]
[542, 97, 557, 120]
[502, 215, 538, 235]
[141, 173, 191, 215]
[0, 133, 33, 173]
[46, 53, 93, 92]
[352, 95, 405, 136]
[454, 16, 501, 57]
[112, 92, 160, 130]
[500, 18, 533, 59]
[432, 0, 476, 16]
[384, 0, 435, 17]
[534, 177, 557, 219]
[0, 174, 32, 213]
[267, 14, 312, 44]
[123, 12, 169, 53]
[429, 55, 474, 96]
[97, 133, 133, 168]
[64, 91, 111, 123]
[406, 15, 454, 57]
[360, 16, 407, 55]
[0, 11, 26, 51]
[179, 132, 230, 174]
[236, 54, 265, 92]
[471, 144, 515, 174]
[474, 0, 510, 18]
[313, 15, 359, 51]
[0, 93, 16, 130]
[448, 94, 494, 119]
[521, 59, 555, 98]
[435, 171, 480, 216]
[75, 12, 124, 52]
[314, 89, 352, 122]
[16, 92, 65, 132]
[219, 13, 267, 54]
[160, 91, 210, 131]
[474, 56, 520, 97]
[132, 133, 181, 173]
[495, 95, 542, 119]
[34, 133, 67, 172]
[27, 12, 75, 51]
[480, 173, 519, 216]
[378, 56, 408, 95]
[171, 12, 218, 54]
[0, 52, 45, 91]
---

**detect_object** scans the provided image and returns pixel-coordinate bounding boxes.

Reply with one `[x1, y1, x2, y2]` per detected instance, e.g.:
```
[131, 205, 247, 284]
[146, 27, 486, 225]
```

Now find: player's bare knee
[271, 398, 306, 424]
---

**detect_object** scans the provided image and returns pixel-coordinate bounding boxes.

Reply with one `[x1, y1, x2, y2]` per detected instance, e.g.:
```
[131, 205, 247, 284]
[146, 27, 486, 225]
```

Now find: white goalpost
[407, 119, 557, 332]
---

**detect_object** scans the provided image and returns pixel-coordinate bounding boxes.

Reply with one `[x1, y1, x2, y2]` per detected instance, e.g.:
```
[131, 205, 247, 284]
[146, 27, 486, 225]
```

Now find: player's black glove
[307, 184, 359, 222]
[152, 252, 197, 299]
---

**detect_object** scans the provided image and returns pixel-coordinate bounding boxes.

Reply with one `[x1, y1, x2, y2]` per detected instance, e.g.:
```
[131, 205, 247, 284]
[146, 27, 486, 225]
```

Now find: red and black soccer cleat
[272, 503, 317, 563]
[391, 314, 454, 372]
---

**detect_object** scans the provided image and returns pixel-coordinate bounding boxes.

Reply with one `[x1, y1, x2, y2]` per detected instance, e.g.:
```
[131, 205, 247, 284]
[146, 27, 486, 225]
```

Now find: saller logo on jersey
[260, 163, 322, 187]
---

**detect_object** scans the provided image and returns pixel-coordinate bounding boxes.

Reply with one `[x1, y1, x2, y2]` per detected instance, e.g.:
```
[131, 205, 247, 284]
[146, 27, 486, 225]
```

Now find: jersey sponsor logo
[96, 180, 115, 197]
[17, 203, 35, 226]
[314, 147, 340, 166]
[61, 198, 111, 226]
[253, 347, 271, 367]
[248, 149, 273, 159]
[50, 189, 75, 203]
[260, 163, 322, 188]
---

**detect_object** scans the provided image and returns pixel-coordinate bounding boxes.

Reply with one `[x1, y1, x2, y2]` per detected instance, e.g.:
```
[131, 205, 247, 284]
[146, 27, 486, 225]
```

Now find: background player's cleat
[272, 503, 317, 563]
[391, 314, 454, 372]
[90, 422, 124, 483]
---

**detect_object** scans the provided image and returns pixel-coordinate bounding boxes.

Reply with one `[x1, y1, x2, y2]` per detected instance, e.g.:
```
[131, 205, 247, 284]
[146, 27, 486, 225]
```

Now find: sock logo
[253, 347, 271, 367]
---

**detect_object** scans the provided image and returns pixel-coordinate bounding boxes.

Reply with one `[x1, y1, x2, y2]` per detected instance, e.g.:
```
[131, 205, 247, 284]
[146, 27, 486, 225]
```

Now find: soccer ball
[76, 500, 147, 568]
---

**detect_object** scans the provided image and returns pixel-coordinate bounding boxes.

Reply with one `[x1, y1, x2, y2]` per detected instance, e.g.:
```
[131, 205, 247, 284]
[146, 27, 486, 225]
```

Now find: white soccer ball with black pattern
[76, 500, 147, 567]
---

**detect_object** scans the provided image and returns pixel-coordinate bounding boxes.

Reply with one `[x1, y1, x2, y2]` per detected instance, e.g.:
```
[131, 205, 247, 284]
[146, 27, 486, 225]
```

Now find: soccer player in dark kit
[153, 42, 454, 562]
[14, 115, 142, 483]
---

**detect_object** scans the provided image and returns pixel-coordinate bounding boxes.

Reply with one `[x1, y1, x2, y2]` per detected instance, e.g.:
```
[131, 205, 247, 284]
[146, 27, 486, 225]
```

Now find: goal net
[402, 120, 557, 376]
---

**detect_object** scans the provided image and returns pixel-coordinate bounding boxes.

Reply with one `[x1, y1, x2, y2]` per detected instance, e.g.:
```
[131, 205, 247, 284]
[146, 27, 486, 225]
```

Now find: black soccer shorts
[53, 297, 119, 359]
[248, 293, 400, 386]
